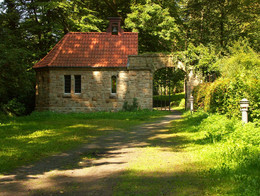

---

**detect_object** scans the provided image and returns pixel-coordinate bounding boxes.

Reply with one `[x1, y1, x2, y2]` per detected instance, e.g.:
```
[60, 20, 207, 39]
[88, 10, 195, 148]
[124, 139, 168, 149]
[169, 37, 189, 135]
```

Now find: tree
[0, 0, 35, 114]
[0, 0, 259, 114]
[125, 1, 182, 53]
[181, 0, 260, 51]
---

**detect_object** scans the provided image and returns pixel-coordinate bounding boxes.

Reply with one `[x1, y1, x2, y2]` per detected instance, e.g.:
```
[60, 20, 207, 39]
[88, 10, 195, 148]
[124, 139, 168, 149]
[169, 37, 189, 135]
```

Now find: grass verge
[0, 110, 169, 174]
[114, 110, 260, 195]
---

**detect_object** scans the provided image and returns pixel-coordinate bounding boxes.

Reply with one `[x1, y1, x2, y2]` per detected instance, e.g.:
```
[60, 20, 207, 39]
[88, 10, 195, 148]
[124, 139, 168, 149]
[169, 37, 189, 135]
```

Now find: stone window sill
[109, 94, 117, 99]
[63, 94, 71, 98]
[63, 93, 82, 98]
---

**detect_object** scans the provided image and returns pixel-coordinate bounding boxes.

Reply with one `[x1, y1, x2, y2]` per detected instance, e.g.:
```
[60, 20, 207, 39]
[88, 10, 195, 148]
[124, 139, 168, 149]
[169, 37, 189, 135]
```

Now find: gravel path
[0, 111, 182, 196]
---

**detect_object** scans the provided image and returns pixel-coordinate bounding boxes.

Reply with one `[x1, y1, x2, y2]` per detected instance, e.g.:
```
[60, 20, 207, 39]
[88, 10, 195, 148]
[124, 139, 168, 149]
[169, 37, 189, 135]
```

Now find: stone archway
[127, 54, 201, 110]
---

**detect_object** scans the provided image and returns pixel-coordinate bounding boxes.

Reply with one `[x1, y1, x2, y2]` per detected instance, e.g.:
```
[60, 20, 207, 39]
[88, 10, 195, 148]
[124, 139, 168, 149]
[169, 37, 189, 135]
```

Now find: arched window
[111, 75, 117, 94]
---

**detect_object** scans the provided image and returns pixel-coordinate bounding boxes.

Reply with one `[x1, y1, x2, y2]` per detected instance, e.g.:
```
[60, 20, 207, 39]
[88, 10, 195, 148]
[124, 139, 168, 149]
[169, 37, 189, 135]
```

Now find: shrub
[192, 82, 210, 110]
[193, 40, 260, 123]
[2, 98, 26, 116]
[193, 77, 259, 121]
[203, 78, 230, 113]
[122, 98, 139, 111]
[199, 113, 236, 143]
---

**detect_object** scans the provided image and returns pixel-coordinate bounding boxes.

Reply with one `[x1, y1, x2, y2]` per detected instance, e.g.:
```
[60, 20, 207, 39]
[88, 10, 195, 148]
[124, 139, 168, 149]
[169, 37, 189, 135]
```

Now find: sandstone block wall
[35, 70, 50, 109]
[128, 54, 201, 110]
[35, 68, 152, 112]
[128, 54, 176, 72]
[35, 55, 201, 113]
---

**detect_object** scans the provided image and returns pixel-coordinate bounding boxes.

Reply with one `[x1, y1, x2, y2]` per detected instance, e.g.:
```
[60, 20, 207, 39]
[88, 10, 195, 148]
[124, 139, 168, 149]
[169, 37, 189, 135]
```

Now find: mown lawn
[0, 110, 168, 174]
[114, 111, 260, 196]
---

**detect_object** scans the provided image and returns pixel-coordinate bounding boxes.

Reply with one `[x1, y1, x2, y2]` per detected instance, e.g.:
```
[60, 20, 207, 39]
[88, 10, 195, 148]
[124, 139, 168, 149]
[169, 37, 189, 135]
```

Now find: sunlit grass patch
[0, 110, 168, 174]
[115, 146, 210, 196]
[114, 110, 260, 196]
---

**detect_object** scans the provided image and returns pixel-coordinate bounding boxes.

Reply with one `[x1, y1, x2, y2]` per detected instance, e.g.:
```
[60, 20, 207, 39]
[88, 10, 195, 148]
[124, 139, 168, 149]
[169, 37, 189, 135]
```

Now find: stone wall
[128, 54, 202, 110]
[35, 70, 50, 109]
[35, 68, 152, 112]
[128, 54, 179, 72]
[35, 54, 201, 113]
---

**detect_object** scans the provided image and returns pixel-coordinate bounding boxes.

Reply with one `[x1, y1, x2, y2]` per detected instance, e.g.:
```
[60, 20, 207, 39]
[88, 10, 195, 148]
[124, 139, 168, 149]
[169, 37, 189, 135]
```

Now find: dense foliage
[0, 0, 259, 114]
[193, 41, 260, 124]
[190, 40, 259, 195]
[125, 1, 181, 52]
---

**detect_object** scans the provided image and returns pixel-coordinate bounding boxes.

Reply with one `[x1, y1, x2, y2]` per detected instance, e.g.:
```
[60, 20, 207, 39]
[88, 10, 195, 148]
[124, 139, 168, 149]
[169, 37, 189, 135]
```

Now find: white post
[240, 98, 249, 124]
[189, 95, 194, 114]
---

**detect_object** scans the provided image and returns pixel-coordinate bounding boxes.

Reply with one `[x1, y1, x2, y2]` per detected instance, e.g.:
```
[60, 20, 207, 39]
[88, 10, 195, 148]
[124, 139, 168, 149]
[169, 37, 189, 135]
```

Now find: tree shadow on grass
[0, 111, 211, 195]
[29, 171, 210, 195]
[114, 169, 224, 196]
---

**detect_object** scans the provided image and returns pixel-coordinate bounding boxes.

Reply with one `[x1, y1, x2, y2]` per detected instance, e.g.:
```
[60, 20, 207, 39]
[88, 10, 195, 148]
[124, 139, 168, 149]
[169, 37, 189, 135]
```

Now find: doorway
[153, 67, 185, 111]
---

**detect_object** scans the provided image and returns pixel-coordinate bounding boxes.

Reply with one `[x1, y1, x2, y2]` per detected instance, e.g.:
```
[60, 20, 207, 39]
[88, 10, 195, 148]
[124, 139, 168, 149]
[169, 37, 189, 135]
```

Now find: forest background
[0, 0, 259, 115]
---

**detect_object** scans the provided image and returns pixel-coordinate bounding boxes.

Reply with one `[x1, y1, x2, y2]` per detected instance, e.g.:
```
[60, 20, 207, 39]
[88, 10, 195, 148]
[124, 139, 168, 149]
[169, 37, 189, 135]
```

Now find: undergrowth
[185, 111, 260, 195]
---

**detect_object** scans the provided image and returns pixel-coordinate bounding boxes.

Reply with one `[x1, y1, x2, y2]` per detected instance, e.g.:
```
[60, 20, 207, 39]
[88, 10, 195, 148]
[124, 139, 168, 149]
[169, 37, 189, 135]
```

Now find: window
[64, 75, 71, 93]
[111, 75, 117, 94]
[74, 75, 81, 93]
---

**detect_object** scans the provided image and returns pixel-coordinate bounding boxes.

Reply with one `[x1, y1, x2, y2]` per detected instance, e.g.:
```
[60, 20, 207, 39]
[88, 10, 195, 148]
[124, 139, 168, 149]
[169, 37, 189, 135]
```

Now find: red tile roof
[33, 32, 138, 68]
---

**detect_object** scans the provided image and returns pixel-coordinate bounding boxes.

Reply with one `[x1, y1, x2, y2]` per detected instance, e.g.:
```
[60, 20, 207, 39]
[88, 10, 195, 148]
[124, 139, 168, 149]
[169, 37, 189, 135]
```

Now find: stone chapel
[33, 17, 153, 112]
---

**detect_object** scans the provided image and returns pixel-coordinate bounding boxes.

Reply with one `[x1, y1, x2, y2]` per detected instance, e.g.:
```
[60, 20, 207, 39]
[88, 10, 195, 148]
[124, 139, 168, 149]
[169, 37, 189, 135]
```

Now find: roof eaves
[47, 33, 70, 67]
[33, 34, 69, 69]
[45, 65, 128, 68]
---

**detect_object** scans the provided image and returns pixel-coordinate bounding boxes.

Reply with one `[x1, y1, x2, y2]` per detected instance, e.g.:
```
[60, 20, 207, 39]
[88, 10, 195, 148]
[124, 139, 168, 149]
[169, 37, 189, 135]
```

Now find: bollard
[189, 95, 194, 114]
[240, 98, 249, 124]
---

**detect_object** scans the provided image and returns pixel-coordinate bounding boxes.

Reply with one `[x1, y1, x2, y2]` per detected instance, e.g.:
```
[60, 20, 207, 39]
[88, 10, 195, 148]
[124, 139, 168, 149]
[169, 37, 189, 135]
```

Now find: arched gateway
[128, 54, 200, 110]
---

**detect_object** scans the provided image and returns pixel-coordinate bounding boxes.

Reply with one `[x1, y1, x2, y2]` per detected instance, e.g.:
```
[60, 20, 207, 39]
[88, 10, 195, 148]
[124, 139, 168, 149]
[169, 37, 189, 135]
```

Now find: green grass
[114, 111, 260, 195]
[0, 110, 169, 174]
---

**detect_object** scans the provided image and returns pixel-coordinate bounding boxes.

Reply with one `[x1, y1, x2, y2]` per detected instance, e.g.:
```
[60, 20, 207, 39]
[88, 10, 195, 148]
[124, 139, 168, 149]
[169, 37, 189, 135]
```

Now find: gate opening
[153, 67, 185, 111]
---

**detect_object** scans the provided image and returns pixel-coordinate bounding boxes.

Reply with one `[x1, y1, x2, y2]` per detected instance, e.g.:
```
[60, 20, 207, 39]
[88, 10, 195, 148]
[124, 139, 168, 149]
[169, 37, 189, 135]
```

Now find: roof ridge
[68, 32, 104, 34]
[47, 34, 69, 67]
[67, 32, 137, 34]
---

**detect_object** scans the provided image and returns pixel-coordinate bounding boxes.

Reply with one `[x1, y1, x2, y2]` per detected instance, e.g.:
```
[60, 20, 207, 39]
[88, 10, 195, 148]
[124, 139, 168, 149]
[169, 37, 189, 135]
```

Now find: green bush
[204, 78, 230, 113]
[193, 78, 259, 121]
[2, 98, 26, 116]
[192, 82, 210, 110]
[199, 113, 236, 143]
[247, 79, 260, 124]
[122, 98, 139, 111]
[193, 40, 260, 123]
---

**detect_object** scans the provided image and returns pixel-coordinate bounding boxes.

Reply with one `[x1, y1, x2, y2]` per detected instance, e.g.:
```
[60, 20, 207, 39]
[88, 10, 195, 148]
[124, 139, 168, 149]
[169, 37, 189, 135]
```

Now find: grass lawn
[114, 111, 260, 195]
[0, 110, 169, 174]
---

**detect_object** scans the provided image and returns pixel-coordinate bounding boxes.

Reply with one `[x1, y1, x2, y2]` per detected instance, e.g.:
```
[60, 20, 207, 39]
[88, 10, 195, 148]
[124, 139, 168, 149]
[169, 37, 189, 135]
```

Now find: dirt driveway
[0, 111, 182, 196]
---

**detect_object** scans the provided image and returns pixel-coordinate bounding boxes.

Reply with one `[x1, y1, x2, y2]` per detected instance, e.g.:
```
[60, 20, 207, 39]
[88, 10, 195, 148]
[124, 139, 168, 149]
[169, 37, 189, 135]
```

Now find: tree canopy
[0, 0, 259, 114]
